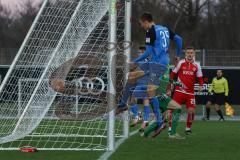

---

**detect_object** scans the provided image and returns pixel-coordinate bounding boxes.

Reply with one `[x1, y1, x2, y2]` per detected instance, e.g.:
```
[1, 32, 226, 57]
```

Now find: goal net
[0, 0, 129, 150]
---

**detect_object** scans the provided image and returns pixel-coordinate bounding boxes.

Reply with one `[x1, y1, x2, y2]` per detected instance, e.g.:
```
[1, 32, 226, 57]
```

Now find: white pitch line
[98, 130, 138, 160]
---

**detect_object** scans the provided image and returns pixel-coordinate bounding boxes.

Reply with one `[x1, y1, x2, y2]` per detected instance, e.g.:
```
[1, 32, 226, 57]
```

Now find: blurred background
[0, 0, 239, 66]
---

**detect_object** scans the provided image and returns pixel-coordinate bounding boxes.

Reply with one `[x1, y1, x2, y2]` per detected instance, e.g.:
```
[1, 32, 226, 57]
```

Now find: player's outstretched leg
[116, 70, 146, 115]
[116, 82, 136, 114]
[130, 104, 140, 127]
[141, 94, 184, 139]
[150, 97, 166, 138]
[139, 104, 150, 132]
[141, 121, 158, 137]
[167, 99, 185, 139]
[168, 109, 185, 139]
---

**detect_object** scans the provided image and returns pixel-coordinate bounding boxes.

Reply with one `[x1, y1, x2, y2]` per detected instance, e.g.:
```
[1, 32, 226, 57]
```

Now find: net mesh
[0, 0, 126, 150]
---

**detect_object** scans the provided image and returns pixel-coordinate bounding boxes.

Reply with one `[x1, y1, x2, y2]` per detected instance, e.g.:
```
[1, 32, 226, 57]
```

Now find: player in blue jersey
[116, 12, 183, 115]
[130, 46, 151, 128]
[129, 46, 161, 131]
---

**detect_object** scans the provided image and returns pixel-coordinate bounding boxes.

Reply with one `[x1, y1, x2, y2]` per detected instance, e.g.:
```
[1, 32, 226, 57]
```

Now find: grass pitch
[0, 121, 239, 160]
[110, 121, 240, 160]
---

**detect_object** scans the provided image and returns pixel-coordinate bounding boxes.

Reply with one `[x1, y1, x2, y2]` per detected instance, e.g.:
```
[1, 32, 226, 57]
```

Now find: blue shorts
[137, 62, 167, 85]
[132, 85, 148, 99]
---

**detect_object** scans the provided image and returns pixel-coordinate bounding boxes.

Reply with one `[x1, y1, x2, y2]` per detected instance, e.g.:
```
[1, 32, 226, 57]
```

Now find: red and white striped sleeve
[196, 62, 203, 77]
[170, 59, 184, 80]
[172, 60, 183, 73]
[196, 62, 203, 86]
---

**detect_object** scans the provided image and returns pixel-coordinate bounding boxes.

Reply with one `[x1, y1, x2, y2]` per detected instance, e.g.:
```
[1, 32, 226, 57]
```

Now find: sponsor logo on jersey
[183, 70, 194, 75]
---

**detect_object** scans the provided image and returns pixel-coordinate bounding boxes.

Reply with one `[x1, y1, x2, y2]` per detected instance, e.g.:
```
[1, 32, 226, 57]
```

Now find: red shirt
[170, 59, 203, 94]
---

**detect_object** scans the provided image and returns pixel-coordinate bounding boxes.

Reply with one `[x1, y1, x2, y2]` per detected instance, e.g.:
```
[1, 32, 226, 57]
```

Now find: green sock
[144, 122, 158, 137]
[170, 109, 181, 135]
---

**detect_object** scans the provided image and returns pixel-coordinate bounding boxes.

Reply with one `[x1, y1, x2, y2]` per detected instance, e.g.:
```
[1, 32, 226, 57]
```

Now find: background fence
[1, 48, 240, 66]
[195, 50, 240, 67]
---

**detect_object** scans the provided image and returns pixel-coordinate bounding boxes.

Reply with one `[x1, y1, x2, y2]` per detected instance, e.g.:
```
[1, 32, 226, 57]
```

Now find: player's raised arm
[168, 28, 183, 59]
[169, 59, 182, 82]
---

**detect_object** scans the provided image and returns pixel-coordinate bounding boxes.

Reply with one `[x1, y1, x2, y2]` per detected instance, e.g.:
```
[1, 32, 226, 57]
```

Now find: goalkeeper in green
[142, 66, 185, 139]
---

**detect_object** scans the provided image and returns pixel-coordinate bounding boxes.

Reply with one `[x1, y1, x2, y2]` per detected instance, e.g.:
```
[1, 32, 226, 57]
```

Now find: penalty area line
[98, 130, 138, 160]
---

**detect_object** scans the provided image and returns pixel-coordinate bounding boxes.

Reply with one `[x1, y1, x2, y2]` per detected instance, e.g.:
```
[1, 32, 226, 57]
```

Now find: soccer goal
[0, 0, 132, 151]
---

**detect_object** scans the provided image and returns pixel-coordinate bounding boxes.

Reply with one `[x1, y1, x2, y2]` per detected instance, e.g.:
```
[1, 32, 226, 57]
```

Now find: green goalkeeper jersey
[155, 65, 172, 112]
[157, 65, 182, 95]
[156, 65, 171, 94]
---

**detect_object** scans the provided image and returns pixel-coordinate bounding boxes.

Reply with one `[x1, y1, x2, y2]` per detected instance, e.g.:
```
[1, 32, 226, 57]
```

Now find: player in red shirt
[169, 47, 203, 134]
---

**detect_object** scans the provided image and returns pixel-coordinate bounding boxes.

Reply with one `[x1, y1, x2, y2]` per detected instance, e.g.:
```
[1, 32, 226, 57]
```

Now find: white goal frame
[0, 0, 132, 151]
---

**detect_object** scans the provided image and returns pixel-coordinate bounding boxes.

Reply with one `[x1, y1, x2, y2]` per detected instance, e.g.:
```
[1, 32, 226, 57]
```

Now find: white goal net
[0, 0, 130, 150]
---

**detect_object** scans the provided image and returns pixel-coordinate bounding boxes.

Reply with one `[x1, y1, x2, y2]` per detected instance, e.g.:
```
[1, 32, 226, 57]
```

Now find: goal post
[122, 0, 132, 138]
[107, 0, 117, 151]
[0, 0, 131, 151]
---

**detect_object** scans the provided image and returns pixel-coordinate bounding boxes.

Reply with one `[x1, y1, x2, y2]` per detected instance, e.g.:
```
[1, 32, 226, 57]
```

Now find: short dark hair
[139, 46, 146, 50]
[140, 13, 153, 22]
[186, 46, 195, 50]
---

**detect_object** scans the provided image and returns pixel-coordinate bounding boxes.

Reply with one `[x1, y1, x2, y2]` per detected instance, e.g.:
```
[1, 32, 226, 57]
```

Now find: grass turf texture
[0, 150, 103, 160]
[109, 121, 240, 160]
[0, 121, 239, 160]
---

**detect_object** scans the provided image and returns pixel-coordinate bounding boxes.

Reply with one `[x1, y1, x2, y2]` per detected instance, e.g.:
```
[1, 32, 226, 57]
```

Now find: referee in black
[204, 70, 229, 121]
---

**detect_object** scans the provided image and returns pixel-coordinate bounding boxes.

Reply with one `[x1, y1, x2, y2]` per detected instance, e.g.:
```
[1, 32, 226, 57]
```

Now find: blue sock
[118, 83, 136, 108]
[150, 97, 163, 126]
[130, 104, 139, 119]
[143, 105, 150, 122]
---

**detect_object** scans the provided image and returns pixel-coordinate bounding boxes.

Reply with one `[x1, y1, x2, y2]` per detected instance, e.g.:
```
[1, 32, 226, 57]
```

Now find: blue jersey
[134, 24, 182, 65]
[153, 25, 170, 59]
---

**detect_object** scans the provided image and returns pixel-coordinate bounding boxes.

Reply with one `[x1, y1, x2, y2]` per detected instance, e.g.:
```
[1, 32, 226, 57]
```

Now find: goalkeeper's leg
[142, 97, 164, 137]
[158, 94, 185, 139]
[168, 101, 185, 139]
[143, 95, 181, 138]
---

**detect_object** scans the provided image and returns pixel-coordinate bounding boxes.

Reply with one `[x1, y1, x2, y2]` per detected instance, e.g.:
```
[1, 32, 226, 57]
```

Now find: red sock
[168, 109, 173, 128]
[186, 112, 195, 129]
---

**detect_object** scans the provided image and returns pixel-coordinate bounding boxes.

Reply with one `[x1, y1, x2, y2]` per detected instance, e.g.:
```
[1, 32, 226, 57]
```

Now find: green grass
[0, 119, 124, 149]
[110, 121, 240, 160]
[0, 150, 103, 160]
[0, 121, 239, 160]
